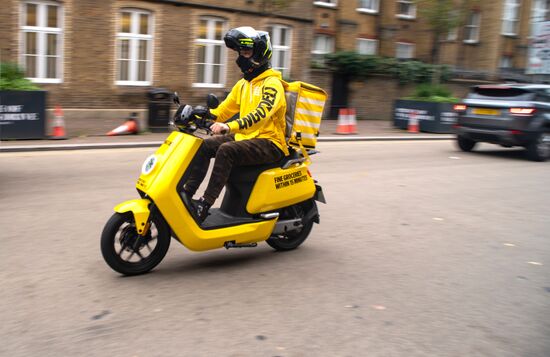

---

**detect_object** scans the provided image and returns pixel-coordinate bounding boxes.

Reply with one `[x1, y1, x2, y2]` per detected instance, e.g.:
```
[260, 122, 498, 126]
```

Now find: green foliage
[323, 51, 453, 84]
[0, 62, 40, 91]
[325, 51, 380, 76]
[404, 83, 459, 102]
[415, 0, 461, 35]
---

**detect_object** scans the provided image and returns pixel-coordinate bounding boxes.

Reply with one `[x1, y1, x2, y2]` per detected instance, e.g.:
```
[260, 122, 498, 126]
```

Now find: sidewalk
[0, 120, 453, 152]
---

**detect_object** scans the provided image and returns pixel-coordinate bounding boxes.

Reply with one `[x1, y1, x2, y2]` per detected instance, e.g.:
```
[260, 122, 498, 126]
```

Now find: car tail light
[509, 108, 536, 116]
[510, 130, 522, 135]
[453, 104, 467, 112]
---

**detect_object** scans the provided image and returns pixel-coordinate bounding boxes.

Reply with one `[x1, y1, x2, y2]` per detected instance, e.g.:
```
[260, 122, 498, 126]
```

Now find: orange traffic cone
[50, 105, 67, 140]
[348, 108, 358, 134]
[408, 110, 419, 133]
[107, 116, 139, 136]
[336, 108, 358, 135]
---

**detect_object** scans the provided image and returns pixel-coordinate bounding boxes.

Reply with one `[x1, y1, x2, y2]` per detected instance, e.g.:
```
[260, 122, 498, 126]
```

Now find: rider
[183, 26, 289, 222]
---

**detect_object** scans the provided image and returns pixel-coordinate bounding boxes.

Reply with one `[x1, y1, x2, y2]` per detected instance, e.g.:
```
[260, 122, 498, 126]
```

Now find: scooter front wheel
[101, 212, 170, 276]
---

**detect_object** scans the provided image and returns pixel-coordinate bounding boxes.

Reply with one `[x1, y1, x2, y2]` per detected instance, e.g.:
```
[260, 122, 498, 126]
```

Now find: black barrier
[147, 88, 172, 132]
[393, 100, 457, 133]
[0, 91, 46, 140]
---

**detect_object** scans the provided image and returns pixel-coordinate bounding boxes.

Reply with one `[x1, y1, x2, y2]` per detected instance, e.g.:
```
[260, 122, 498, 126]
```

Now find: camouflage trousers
[184, 134, 284, 205]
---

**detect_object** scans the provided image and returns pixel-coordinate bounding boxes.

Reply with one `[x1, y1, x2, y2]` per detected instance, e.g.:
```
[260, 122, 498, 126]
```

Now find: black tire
[526, 131, 550, 162]
[101, 212, 171, 276]
[456, 135, 477, 152]
[266, 200, 316, 251]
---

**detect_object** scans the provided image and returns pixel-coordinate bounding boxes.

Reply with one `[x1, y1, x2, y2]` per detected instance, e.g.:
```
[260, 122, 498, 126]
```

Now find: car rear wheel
[526, 131, 550, 162]
[456, 136, 477, 152]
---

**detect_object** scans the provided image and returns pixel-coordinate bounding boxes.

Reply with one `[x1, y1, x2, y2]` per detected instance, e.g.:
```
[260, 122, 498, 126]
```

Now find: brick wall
[1, 0, 312, 110]
[0, 1, 18, 62]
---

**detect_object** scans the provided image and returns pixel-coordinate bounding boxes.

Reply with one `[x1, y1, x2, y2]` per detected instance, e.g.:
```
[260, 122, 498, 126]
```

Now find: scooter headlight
[141, 154, 158, 175]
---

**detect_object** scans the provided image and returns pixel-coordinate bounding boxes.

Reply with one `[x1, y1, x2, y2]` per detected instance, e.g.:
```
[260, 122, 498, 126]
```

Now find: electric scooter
[100, 93, 326, 275]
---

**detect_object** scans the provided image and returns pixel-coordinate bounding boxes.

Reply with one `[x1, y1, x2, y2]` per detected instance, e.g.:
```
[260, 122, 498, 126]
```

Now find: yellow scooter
[100, 93, 326, 275]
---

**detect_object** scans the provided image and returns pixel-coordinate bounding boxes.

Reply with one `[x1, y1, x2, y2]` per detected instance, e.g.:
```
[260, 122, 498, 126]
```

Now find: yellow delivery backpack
[284, 81, 327, 149]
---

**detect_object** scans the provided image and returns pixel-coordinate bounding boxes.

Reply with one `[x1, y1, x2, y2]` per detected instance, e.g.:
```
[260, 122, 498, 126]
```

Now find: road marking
[527, 261, 543, 266]
[503, 243, 516, 247]
[371, 305, 386, 310]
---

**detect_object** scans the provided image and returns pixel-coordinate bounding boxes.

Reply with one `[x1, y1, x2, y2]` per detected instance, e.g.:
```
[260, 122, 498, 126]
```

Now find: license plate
[472, 108, 500, 116]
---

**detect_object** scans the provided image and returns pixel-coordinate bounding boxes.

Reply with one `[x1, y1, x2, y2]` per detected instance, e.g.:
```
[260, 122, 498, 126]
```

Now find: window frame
[193, 17, 227, 88]
[357, 38, 378, 55]
[115, 8, 154, 86]
[464, 11, 481, 44]
[396, 0, 417, 19]
[502, 0, 521, 36]
[267, 25, 292, 78]
[314, 0, 338, 8]
[357, 0, 379, 14]
[395, 42, 415, 59]
[311, 34, 335, 65]
[531, 0, 549, 24]
[20, 1, 64, 83]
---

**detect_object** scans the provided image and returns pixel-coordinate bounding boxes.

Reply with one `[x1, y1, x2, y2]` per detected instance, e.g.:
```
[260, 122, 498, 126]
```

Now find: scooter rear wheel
[266, 200, 316, 251]
[101, 212, 170, 276]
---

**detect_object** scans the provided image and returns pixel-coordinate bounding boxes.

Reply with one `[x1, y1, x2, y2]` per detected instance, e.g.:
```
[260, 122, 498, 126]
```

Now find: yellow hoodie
[210, 68, 289, 156]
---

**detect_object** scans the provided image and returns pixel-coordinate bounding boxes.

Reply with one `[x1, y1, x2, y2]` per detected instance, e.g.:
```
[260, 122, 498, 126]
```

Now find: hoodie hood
[249, 68, 282, 84]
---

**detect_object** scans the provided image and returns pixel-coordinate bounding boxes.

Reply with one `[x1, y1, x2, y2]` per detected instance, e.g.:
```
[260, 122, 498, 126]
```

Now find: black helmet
[224, 26, 272, 74]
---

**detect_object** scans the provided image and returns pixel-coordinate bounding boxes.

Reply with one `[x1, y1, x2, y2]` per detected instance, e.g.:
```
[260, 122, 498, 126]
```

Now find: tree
[416, 0, 461, 65]
[415, 0, 478, 83]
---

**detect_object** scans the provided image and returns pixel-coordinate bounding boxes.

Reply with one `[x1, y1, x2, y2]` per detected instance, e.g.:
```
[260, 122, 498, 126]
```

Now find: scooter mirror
[207, 94, 219, 109]
[173, 92, 180, 105]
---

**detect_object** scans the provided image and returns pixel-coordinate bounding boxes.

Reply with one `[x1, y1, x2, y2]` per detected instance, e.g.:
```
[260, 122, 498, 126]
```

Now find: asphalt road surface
[1, 140, 549, 357]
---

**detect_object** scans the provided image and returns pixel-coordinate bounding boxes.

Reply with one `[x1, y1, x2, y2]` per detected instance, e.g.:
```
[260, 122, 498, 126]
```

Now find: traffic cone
[336, 108, 357, 135]
[50, 105, 67, 140]
[408, 110, 419, 133]
[348, 108, 358, 134]
[107, 115, 139, 136]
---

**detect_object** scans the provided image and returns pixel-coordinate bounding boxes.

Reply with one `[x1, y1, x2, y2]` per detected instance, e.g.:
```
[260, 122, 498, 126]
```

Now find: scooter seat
[227, 147, 300, 184]
[221, 147, 300, 218]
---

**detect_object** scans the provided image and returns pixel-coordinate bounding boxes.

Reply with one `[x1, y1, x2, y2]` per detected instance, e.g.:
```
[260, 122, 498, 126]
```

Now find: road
[1, 141, 549, 357]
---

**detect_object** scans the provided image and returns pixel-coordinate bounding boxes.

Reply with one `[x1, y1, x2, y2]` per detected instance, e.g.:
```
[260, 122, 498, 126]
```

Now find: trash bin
[147, 88, 172, 132]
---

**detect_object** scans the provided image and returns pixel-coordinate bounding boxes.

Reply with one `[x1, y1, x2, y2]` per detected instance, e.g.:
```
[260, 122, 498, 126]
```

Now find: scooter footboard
[114, 199, 151, 235]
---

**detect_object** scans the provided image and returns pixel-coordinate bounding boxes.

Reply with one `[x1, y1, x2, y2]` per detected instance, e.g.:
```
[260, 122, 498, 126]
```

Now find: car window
[467, 87, 534, 101]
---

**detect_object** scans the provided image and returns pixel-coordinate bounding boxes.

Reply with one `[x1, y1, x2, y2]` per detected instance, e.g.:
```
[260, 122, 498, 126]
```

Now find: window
[532, 0, 549, 24]
[312, 34, 334, 65]
[314, 0, 337, 7]
[502, 0, 521, 36]
[357, 0, 379, 13]
[464, 12, 481, 43]
[20, 1, 63, 83]
[396, 0, 416, 19]
[396, 42, 414, 59]
[116, 9, 153, 85]
[194, 17, 226, 87]
[267, 25, 292, 78]
[447, 27, 458, 41]
[357, 38, 378, 55]
[500, 56, 513, 68]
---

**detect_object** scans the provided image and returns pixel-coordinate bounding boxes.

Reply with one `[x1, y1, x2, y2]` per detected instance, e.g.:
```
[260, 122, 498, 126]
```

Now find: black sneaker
[194, 197, 211, 223]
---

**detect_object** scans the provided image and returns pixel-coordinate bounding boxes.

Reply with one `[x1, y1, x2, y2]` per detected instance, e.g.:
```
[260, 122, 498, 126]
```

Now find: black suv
[454, 84, 550, 161]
